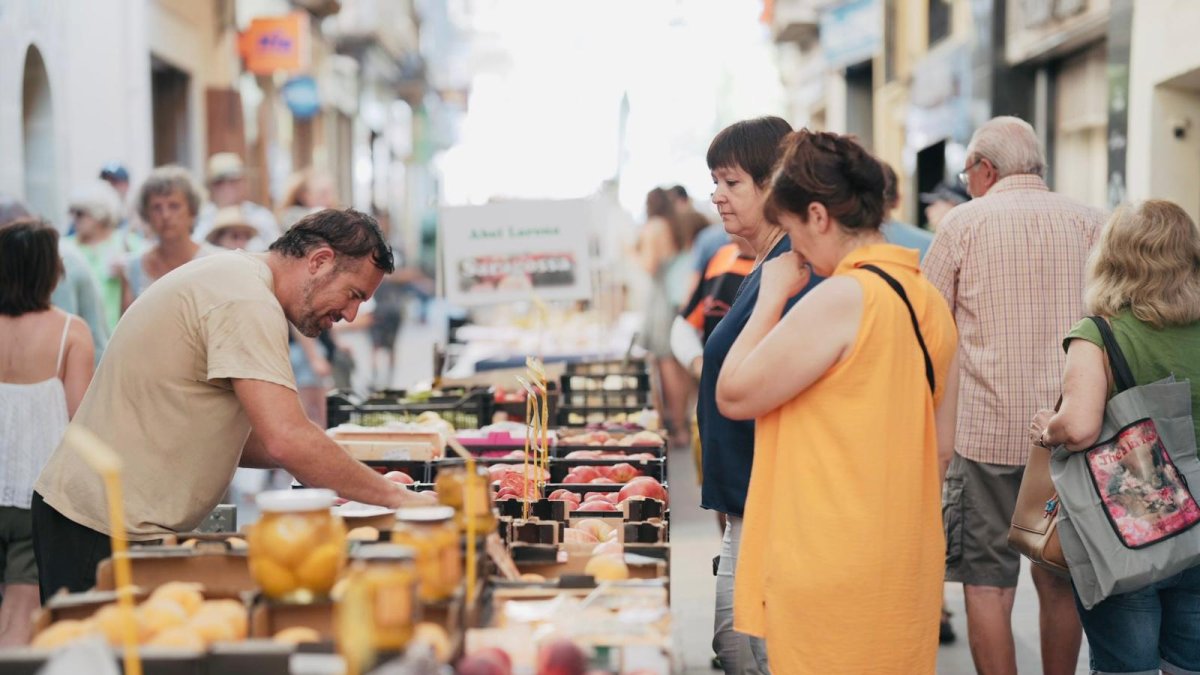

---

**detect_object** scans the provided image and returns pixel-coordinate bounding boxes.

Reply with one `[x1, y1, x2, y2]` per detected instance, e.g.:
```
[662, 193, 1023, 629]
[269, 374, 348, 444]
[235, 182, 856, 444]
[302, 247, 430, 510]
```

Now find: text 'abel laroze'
[469, 224, 561, 240]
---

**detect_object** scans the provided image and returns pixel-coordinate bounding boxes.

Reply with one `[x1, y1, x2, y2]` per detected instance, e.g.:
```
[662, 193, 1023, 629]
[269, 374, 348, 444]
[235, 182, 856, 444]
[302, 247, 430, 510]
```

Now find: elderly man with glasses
[922, 116, 1107, 675]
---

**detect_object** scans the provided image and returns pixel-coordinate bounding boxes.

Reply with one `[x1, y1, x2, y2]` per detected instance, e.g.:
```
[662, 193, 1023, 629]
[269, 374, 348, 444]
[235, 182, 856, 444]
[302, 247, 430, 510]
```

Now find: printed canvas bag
[1050, 317, 1200, 609]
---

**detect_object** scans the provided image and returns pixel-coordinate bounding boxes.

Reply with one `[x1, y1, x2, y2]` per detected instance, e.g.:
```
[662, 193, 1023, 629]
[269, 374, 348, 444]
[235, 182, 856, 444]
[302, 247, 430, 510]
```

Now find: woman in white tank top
[0, 219, 94, 646]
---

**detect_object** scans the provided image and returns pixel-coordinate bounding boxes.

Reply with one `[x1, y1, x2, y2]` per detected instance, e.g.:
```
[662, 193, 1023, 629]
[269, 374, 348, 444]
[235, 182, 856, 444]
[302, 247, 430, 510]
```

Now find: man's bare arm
[239, 430, 279, 469]
[232, 378, 434, 507]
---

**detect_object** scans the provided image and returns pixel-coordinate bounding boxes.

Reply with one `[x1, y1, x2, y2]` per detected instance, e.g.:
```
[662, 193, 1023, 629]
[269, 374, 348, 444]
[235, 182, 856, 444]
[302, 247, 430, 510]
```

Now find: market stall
[2, 355, 672, 675]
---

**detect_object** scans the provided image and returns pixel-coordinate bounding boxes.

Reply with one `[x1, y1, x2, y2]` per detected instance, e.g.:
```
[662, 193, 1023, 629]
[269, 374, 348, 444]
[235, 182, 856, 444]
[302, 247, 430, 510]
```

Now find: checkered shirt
[922, 175, 1105, 466]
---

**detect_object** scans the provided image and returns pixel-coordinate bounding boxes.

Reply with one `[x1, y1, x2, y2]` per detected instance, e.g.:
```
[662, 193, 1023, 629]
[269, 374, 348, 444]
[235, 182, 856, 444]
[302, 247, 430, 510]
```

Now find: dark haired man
[32, 208, 434, 601]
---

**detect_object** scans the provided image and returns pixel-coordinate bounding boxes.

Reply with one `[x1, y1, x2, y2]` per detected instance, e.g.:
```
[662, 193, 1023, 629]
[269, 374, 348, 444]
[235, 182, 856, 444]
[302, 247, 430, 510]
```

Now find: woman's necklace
[751, 228, 786, 272]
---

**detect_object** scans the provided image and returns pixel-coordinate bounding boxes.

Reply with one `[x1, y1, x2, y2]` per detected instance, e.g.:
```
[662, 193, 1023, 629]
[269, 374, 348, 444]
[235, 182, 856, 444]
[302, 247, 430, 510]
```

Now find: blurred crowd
[0, 154, 432, 413]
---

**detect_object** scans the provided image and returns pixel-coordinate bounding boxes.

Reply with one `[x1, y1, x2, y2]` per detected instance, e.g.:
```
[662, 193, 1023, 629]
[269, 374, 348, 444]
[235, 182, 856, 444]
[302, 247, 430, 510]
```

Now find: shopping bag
[1049, 317, 1200, 609]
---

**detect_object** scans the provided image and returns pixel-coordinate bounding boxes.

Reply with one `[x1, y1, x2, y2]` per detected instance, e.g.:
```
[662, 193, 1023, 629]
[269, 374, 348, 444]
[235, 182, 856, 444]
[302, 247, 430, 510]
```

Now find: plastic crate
[556, 406, 651, 427]
[557, 359, 651, 426]
[549, 457, 666, 484]
[490, 381, 560, 425]
[325, 387, 493, 431]
[563, 357, 650, 376]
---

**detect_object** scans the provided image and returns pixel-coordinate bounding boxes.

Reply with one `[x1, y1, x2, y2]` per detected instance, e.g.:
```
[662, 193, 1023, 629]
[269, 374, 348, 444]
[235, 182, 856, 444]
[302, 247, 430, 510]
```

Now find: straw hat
[205, 207, 259, 245]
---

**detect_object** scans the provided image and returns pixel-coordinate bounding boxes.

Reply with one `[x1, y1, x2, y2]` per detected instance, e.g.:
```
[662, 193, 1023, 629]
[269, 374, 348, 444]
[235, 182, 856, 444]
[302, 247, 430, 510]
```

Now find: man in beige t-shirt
[31, 208, 431, 600]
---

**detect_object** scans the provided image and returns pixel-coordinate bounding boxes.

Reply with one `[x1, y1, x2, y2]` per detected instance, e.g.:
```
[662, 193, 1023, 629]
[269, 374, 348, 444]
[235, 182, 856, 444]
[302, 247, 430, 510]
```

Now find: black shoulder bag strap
[1089, 315, 1137, 393]
[860, 264, 935, 394]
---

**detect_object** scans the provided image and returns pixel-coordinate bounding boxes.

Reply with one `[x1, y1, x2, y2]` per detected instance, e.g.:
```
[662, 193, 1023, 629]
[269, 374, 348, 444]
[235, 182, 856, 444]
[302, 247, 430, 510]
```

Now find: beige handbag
[1008, 397, 1069, 575]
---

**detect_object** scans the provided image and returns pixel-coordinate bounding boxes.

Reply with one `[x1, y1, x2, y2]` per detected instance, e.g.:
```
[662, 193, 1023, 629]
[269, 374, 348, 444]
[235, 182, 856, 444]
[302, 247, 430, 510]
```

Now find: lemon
[91, 603, 145, 645]
[192, 600, 248, 641]
[583, 553, 629, 582]
[31, 619, 94, 649]
[146, 625, 206, 650]
[273, 626, 321, 644]
[137, 598, 189, 637]
[149, 581, 205, 616]
[187, 613, 236, 645]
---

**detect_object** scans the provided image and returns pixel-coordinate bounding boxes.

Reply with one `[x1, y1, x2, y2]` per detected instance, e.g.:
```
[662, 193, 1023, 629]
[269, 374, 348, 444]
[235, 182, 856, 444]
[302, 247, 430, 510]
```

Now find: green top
[1065, 310, 1200, 446]
[67, 232, 142, 332]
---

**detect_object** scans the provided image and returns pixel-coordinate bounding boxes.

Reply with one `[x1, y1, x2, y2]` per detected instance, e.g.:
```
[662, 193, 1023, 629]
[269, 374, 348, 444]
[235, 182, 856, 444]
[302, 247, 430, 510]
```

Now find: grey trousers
[714, 515, 770, 674]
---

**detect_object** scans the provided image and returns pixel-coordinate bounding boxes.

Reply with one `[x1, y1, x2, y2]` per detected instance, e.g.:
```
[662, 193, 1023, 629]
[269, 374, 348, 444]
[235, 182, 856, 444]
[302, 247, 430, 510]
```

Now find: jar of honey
[393, 506, 462, 602]
[434, 462, 496, 535]
[248, 489, 347, 601]
[337, 544, 420, 651]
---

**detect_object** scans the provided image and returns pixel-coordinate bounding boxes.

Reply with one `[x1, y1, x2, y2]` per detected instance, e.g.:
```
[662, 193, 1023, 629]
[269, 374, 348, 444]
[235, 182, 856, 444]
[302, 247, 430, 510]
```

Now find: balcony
[322, 0, 419, 61]
[770, 0, 821, 46]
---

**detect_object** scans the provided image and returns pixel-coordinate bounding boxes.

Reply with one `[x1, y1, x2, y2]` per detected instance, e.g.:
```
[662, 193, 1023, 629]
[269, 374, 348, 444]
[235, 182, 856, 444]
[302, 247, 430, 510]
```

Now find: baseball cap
[919, 180, 970, 205]
[99, 162, 130, 183]
[206, 152, 246, 183]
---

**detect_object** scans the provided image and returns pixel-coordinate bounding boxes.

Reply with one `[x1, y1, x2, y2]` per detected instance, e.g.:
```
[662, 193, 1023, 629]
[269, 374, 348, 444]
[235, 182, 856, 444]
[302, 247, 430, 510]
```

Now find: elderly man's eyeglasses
[958, 158, 986, 186]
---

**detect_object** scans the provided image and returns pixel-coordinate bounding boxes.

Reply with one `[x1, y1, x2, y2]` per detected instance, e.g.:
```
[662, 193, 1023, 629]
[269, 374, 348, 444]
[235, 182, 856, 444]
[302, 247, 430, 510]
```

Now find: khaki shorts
[943, 453, 1025, 588]
[0, 506, 39, 585]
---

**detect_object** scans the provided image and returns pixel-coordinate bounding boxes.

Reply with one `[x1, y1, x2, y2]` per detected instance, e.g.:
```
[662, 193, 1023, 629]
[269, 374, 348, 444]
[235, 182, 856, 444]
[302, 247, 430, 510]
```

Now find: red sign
[239, 13, 310, 75]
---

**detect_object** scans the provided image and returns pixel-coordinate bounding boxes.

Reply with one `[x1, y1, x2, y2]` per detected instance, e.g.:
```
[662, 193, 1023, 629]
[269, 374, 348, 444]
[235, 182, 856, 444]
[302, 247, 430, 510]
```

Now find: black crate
[556, 406, 651, 427]
[563, 358, 650, 376]
[550, 457, 666, 484]
[361, 461, 431, 483]
[326, 387, 493, 430]
[490, 381, 560, 426]
[552, 443, 664, 460]
[557, 358, 651, 427]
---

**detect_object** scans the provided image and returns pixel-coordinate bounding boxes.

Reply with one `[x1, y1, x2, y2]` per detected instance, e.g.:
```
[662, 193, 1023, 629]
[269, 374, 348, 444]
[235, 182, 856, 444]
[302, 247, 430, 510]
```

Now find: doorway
[22, 46, 57, 221]
[846, 60, 875, 150]
[915, 140, 947, 228]
[151, 56, 192, 167]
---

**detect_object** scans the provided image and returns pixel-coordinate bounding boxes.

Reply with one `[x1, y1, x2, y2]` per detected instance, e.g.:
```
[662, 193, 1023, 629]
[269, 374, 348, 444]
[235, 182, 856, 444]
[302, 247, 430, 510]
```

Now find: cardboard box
[336, 439, 440, 462]
[0, 645, 206, 675]
[12, 589, 269, 675]
[94, 548, 255, 597]
[511, 551, 667, 582]
[249, 598, 335, 641]
[329, 428, 444, 461]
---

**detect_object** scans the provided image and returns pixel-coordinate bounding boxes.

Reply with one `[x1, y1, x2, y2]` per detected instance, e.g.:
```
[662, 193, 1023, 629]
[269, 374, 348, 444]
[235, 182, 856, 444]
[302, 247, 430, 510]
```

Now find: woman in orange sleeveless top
[717, 130, 961, 674]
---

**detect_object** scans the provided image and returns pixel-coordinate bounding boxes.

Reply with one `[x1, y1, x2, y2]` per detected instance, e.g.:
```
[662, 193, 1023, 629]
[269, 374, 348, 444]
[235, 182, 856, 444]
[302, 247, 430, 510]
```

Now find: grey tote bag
[1050, 316, 1200, 610]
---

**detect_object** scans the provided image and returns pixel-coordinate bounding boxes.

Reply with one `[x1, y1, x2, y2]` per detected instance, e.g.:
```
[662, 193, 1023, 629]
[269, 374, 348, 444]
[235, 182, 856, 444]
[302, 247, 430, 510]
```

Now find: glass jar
[248, 489, 347, 601]
[393, 506, 462, 602]
[434, 463, 496, 535]
[337, 544, 420, 651]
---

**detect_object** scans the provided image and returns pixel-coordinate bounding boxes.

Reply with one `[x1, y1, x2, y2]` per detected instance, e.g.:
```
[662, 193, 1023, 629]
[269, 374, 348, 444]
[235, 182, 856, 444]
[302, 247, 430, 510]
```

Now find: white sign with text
[439, 199, 595, 306]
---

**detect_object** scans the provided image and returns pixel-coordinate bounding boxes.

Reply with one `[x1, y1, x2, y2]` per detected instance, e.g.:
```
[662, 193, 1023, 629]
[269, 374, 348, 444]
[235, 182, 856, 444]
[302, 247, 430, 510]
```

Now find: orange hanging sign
[239, 13, 310, 75]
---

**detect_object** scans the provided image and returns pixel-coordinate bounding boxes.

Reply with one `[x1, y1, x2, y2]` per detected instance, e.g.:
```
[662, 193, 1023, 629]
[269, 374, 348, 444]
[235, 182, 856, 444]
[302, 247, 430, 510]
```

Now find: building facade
[0, 0, 443, 246]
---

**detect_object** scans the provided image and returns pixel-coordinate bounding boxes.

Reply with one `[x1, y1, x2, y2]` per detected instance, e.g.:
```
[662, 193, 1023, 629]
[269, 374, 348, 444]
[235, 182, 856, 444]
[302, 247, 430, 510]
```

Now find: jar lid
[395, 506, 455, 523]
[256, 488, 337, 513]
[353, 543, 416, 561]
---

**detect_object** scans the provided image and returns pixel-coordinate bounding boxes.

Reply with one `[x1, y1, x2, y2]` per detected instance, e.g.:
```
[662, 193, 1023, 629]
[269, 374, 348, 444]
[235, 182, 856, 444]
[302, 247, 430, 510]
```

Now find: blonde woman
[1031, 200, 1200, 675]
